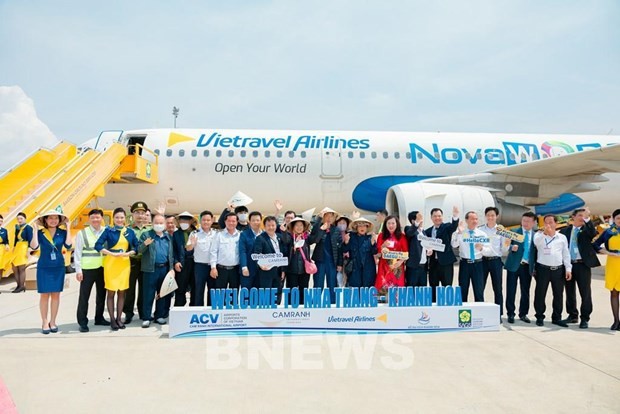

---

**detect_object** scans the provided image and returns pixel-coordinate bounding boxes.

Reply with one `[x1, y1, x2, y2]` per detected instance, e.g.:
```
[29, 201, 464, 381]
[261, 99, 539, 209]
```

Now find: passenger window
[203, 150, 210, 157]
[289, 151, 295, 158]
[405, 152, 411, 159]
[371, 152, 377, 159]
[179, 149, 185, 157]
[265, 150, 271, 158]
[240, 150, 246, 158]
[383, 152, 389, 159]
[228, 150, 234, 157]
[394, 152, 400, 159]
[301, 151, 307, 158]
[216, 150, 222, 157]
[154, 149, 160, 155]
[191, 150, 197, 157]
[360, 152, 366, 159]
[277, 150, 282, 158]
[166, 149, 172, 157]
[253, 150, 258, 158]
[348, 152, 354, 159]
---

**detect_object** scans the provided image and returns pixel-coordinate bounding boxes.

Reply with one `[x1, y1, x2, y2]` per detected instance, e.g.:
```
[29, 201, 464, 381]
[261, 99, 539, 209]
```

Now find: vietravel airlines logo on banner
[169, 286, 500, 338]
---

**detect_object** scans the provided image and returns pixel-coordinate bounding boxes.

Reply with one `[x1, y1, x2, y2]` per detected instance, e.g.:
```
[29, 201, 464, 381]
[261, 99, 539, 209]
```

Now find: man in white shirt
[187, 211, 217, 306]
[451, 211, 493, 302]
[75, 209, 109, 332]
[479, 207, 510, 319]
[210, 213, 241, 289]
[533, 214, 572, 327]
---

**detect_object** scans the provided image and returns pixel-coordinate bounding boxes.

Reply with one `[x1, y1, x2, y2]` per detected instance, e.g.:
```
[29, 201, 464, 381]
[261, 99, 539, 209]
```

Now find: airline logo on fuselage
[196, 132, 370, 152]
[409, 140, 605, 165]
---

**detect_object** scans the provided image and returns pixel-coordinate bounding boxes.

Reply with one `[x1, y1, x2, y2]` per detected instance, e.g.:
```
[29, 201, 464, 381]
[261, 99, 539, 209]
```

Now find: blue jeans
[194, 262, 212, 307]
[313, 260, 337, 304]
[142, 266, 173, 321]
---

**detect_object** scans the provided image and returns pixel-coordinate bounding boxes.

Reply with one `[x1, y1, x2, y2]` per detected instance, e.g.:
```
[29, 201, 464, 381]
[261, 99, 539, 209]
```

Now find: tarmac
[0, 259, 619, 414]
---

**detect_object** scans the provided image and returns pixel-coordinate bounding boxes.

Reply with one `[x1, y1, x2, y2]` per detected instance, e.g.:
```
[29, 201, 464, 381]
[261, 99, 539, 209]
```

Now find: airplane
[84, 128, 620, 226]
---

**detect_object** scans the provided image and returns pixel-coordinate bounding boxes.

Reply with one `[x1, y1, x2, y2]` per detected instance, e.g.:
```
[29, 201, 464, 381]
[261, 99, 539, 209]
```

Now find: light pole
[172, 106, 180, 128]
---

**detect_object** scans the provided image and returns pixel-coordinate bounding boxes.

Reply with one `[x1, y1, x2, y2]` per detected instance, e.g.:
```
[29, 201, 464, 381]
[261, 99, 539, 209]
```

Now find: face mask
[153, 224, 165, 233]
[180, 223, 190, 231]
[338, 224, 347, 231]
[238, 213, 248, 222]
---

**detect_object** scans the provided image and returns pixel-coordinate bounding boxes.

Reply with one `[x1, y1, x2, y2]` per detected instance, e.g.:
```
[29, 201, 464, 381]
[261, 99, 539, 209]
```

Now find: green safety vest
[81, 227, 103, 269]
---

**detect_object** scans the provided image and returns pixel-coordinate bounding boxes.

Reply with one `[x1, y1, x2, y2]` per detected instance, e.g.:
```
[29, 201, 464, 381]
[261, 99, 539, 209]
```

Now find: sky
[0, 0, 619, 155]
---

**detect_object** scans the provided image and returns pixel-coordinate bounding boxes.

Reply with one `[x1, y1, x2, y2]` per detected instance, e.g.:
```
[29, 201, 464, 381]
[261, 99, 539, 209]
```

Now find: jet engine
[385, 183, 529, 226]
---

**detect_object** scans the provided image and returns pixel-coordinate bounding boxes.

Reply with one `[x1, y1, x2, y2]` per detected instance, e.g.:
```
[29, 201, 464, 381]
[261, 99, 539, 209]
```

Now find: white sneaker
[155, 318, 167, 325]
[141, 320, 151, 328]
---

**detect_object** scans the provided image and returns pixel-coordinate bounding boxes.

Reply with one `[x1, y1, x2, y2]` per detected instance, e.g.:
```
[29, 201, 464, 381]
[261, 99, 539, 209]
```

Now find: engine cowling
[385, 183, 529, 226]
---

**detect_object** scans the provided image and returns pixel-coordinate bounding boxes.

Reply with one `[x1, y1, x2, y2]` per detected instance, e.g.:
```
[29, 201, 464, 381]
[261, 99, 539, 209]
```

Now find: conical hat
[318, 207, 339, 218]
[350, 217, 374, 232]
[177, 211, 194, 219]
[287, 217, 310, 232]
[37, 210, 68, 225]
[227, 191, 253, 208]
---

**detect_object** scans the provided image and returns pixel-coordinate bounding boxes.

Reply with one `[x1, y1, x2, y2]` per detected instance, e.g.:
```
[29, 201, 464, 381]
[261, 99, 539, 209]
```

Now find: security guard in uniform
[123, 201, 151, 323]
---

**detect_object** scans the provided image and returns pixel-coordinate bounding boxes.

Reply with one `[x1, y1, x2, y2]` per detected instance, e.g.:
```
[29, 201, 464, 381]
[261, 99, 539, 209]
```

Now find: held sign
[496, 225, 525, 243]
[418, 234, 446, 252]
[251, 253, 289, 267]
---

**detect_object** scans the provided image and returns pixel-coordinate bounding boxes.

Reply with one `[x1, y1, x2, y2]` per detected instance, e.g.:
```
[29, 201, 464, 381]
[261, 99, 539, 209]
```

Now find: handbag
[299, 247, 318, 275]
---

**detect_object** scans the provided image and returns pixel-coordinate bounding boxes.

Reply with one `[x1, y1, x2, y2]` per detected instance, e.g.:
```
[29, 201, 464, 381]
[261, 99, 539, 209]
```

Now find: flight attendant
[375, 216, 408, 296]
[593, 208, 620, 330]
[95, 208, 138, 331]
[29, 211, 73, 334]
[0, 215, 10, 282]
[12, 212, 33, 293]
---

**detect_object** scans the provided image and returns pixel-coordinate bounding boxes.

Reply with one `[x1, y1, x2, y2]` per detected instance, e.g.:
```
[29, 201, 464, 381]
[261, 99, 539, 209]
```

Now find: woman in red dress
[375, 215, 408, 295]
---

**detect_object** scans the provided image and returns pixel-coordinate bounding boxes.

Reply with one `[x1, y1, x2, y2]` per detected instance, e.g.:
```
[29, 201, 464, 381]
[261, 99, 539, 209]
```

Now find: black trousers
[174, 256, 196, 307]
[483, 258, 504, 315]
[215, 265, 240, 289]
[458, 260, 484, 302]
[76, 267, 106, 326]
[194, 262, 212, 307]
[534, 264, 565, 322]
[406, 265, 427, 288]
[286, 272, 310, 304]
[428, 259, 454, 302]
[123, 259, 143, 320]
[565, 262, 593, 322]
[506, 264, 532, 318]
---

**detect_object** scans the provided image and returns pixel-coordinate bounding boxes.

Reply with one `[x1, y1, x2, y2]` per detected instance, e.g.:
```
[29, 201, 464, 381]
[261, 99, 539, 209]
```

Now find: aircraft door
[94, 130, 124, 151]
[321, 150, 342, 178]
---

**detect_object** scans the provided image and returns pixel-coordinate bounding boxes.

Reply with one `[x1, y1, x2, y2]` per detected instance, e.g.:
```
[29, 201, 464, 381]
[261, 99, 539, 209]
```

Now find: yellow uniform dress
[0, 228, 9, 272]
[103, 232, 131, 291]
[12, 226, 30, 267]
[605, 233, 620, 291]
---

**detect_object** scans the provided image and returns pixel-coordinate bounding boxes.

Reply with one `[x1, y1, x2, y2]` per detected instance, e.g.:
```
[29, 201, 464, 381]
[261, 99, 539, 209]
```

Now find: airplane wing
[422, 143, 620, 205]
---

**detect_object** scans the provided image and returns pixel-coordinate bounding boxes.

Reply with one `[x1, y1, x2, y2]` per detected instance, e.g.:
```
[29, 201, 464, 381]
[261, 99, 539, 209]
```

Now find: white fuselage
[92, 129, 618, 216]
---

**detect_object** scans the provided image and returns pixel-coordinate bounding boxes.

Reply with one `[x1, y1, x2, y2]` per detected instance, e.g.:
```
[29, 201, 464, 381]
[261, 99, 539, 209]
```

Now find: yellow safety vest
[81, 227, 103, 270]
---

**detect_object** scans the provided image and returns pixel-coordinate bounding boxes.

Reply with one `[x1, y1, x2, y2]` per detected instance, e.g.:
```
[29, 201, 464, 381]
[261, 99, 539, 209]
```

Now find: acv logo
[190, 314, 220, 324]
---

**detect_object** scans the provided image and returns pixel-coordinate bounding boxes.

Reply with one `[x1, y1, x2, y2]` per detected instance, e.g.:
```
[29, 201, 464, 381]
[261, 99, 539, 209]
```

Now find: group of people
[2, 200, 619, 333]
